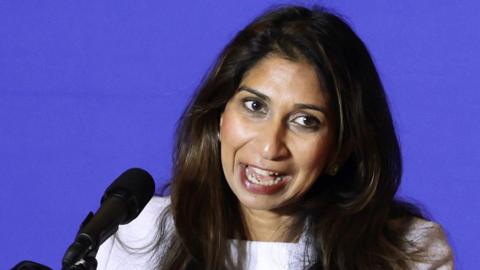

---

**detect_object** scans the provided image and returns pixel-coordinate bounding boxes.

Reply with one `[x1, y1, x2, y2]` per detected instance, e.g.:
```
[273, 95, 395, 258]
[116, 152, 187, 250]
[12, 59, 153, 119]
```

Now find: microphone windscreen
[102, 168, 155, 224]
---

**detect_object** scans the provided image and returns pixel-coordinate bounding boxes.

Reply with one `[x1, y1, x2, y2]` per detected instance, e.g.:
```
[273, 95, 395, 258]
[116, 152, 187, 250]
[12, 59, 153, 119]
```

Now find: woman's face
[220, 55, 337, 212]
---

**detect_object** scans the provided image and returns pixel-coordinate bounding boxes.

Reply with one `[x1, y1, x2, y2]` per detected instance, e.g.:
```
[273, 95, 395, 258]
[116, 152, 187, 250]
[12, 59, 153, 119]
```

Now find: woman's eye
[243, 99, 266, 113]
[292, 115, 320, 129]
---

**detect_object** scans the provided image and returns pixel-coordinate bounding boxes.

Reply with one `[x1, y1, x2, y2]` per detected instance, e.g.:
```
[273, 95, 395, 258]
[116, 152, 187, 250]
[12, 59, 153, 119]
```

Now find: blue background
[1, 1, 478, 269]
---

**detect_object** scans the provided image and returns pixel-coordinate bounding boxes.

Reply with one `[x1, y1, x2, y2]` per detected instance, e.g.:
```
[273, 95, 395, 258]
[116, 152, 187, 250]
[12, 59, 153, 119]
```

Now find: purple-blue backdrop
[1, 1, 478, 269]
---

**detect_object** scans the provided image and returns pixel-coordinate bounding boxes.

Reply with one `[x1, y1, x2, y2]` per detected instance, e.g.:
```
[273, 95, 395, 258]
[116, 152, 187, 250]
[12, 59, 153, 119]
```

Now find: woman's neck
[240, 206, 299, 242]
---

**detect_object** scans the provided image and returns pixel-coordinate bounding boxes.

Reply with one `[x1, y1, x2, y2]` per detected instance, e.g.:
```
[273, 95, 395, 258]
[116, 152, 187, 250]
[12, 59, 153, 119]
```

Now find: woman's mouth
[240, 164, 292, 194]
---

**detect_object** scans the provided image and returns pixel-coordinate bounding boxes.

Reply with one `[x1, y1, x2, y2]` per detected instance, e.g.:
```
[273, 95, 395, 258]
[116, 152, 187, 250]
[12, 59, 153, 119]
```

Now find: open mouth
[245, 165, 287, 186]
[240, 163, 292, 194]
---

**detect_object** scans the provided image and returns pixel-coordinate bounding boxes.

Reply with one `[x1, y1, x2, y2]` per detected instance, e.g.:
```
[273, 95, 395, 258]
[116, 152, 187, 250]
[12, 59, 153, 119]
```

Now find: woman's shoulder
[141, 195, 171, 220]
[402, 218, 454, 269]
[96, 195, 172, 270]
[114, 195, 171, 240]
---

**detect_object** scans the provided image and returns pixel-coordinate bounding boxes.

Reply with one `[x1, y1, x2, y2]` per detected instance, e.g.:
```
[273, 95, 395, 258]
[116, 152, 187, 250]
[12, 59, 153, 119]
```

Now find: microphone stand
[62, 193, 129, 270]
[61, 212, 98, 270]
[62, 255, 97, 270]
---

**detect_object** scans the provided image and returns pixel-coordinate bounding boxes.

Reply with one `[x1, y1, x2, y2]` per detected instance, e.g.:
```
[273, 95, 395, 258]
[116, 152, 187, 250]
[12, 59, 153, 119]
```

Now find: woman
[96, 5, 453, 270]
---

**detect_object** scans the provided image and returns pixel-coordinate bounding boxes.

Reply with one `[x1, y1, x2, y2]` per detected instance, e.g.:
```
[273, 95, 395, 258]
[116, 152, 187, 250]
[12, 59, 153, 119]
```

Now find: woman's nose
[257, 120, 290, 161]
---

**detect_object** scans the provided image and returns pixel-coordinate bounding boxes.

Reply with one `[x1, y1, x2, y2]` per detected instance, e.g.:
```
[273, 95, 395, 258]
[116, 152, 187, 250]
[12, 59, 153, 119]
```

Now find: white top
[96, 196, 453, 270]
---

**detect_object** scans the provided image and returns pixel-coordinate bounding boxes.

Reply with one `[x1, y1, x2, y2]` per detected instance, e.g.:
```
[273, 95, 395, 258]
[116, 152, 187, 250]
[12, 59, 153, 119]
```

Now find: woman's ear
[218, 114, 223, 142]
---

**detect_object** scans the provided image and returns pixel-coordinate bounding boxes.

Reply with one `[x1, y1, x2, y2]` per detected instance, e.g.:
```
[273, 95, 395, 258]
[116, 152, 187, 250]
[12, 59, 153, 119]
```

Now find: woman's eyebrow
[237, 86, 270, 102]
[294, 103, 327, 115]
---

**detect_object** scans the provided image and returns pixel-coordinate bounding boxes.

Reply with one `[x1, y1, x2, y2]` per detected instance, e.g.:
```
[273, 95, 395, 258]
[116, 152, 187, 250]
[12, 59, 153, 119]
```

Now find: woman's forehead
[238, 55, 331, 105]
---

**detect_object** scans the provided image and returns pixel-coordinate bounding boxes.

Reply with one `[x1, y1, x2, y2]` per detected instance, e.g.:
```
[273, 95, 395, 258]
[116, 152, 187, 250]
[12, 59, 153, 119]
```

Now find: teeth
[250, 166, 280, 177]
[245, 166, 284, 186]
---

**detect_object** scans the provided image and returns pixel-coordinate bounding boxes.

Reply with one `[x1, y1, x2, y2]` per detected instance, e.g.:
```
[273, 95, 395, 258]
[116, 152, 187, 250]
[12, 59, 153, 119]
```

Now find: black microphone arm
[61, 168, 155, 270]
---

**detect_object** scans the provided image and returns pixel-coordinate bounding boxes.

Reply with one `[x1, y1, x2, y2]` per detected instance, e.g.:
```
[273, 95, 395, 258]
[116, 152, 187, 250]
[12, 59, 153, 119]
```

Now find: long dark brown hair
[154, 5, 425, 269]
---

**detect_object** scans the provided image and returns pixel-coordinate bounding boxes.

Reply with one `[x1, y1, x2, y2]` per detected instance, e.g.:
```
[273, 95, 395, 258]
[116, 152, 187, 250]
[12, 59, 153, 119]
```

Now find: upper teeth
[249, 166, 280, 176]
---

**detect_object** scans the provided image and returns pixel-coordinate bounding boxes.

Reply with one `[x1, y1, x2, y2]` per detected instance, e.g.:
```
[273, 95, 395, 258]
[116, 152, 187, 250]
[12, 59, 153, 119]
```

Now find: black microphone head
[102, 168, 155, 224]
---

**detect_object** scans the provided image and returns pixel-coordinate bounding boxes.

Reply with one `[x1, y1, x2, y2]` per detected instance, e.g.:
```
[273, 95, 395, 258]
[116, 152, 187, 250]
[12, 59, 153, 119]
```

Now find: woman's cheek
[221, 111, 255, 145]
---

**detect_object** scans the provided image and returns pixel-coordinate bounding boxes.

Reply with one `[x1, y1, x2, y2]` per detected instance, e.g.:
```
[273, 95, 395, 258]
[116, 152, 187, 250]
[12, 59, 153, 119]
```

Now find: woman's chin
[237, 195, 282, 211]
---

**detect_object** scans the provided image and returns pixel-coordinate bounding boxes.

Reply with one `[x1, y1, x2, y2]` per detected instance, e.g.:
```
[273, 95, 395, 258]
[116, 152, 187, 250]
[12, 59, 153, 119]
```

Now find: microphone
[61, 168, 155, 270]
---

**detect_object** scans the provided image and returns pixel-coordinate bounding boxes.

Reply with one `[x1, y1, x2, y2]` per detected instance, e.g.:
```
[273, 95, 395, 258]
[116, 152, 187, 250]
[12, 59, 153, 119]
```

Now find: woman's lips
[239, 164, 291, 195]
